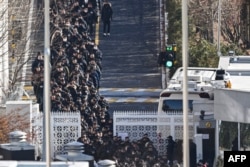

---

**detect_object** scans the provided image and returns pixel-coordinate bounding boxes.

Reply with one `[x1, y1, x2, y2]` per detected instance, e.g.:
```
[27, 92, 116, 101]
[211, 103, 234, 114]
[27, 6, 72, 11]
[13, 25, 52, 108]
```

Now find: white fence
[32, 111, 81, 158]
[5, 101, 196, 157]
[113, 111, 194, 155]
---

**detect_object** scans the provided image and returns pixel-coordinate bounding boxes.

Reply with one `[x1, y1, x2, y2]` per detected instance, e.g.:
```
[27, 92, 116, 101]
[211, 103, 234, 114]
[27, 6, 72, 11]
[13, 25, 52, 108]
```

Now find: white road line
[105, 97, 158, 103]
[100, 88, 162, 92]
[22, 95, 158, 103]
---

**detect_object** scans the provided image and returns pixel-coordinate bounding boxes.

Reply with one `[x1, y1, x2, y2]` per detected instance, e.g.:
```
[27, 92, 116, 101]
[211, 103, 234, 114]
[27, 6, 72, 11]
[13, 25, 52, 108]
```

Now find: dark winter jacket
[101, 3, 113, 22]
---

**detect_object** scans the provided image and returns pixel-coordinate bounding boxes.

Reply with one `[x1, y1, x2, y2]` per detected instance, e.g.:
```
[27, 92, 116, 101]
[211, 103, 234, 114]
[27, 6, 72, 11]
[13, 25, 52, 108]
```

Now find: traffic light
[165, 53, 174, 68]
[172, 44, 177, 58]
[158, 51, 174, 68]
[166, 45, 173, 52]
[159, 44, 177, 68]
[165, 44, 176, 68]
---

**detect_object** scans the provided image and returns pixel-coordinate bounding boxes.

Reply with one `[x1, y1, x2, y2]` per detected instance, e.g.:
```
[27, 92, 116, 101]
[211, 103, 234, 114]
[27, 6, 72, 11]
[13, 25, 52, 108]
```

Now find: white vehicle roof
[164, 67, 229, 93]
[218, 56, 250, 91]
[219, 56, 250, 70]
[158, 67, 223, 113]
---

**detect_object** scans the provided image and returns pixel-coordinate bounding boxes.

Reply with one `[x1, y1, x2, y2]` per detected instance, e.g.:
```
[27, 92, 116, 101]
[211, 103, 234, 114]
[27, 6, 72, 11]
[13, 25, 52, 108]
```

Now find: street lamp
[182, 0, 190, 166]
[217, 0, 222, 57]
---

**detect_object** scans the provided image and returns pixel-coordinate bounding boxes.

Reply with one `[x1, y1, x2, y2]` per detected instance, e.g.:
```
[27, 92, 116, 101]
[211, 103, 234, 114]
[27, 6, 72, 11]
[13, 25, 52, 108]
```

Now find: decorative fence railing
[6, 101, 196, 158]
[32, 111, 81, 158]
[113, 110, 194, 155]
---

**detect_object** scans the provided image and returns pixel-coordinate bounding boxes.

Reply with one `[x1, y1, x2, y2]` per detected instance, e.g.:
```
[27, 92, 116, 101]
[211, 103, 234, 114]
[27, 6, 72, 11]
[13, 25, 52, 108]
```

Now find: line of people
[32, 0, 103, 112]
[30, 0, 180, 166]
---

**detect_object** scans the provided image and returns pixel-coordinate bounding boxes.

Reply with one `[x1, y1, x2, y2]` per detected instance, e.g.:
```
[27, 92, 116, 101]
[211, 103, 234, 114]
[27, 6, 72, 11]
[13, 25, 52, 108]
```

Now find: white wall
[0, 161, 89, 167]
[214, 89, 250, 123]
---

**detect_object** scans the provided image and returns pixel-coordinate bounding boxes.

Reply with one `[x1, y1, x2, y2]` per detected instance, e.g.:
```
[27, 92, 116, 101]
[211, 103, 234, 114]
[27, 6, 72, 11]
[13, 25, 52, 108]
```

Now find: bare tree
[220, 0, 244, 46]
[0, 111, 30, 144]
[189, 0, 245, 47]
[0, 0, 43, 104]
[189, 0, 218, 43]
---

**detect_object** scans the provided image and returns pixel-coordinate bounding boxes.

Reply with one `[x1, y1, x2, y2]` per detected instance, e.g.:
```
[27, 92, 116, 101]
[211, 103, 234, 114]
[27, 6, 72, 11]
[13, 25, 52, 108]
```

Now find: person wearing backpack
[101, 0, 113, 36]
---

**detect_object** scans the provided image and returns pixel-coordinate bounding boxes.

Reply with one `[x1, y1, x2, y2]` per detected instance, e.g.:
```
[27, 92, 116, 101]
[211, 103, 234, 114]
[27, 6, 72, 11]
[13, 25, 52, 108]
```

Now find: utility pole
[159, 0, 169, 89]
[182, 0, 190, 166]
[43, 0, 51, 166]
[217, 0, 222, 56]
[160, 0, 166, 89]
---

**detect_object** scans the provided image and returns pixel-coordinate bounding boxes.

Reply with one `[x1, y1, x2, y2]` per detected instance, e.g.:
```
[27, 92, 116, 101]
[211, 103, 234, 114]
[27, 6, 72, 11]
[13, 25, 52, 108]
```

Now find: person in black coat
[232, 137, 238, 151]
[32, 52, 44, 73]
[166, 135, 176, 167]
[101, 0, 113, 36]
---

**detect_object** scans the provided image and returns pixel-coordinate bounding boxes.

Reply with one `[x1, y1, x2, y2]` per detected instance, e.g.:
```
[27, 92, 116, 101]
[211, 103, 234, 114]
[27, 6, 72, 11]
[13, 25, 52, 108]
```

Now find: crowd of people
[29, 0, 196, 166]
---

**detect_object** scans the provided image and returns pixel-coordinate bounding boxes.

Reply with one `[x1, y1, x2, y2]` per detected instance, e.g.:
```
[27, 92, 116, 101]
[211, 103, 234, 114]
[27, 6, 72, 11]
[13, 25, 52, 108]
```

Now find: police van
[157, 67, 231, 114]
[157, 67, 231, 166]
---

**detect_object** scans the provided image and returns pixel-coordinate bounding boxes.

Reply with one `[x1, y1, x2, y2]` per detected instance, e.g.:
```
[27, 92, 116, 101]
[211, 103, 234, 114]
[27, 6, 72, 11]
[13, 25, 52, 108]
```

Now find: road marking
[24, 85, 33, 91]
[95, 10, 101, 45]
[21, 95, 158, 103]
[22, 95, 36, 101]
[105, 97, 158, 103]
[99, 88, 162, 92]
[23, 87, 162, 93]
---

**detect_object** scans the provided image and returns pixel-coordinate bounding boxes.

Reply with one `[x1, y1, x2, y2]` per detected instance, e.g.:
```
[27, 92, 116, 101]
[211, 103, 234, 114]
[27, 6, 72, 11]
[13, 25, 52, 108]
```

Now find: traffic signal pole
[159, 0, 169, 89]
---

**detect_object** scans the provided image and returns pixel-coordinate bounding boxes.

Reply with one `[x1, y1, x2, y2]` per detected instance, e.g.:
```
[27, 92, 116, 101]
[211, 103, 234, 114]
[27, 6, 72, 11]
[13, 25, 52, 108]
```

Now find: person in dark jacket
[32, 52, 44, 73]
[101, 0, 113, 36]
[231, 137, 238, 151]
[166, 135, 176, 167]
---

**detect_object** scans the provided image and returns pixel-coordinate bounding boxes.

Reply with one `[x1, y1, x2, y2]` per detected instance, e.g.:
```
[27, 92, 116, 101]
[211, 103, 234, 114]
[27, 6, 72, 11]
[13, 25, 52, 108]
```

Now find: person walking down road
[101, 0, 113, 36]
[88, 3, 98, 36]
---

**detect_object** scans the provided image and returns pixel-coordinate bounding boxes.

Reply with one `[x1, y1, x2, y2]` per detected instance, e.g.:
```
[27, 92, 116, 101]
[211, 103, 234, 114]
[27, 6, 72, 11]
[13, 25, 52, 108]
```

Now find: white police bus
[157, 67, 231, 114]
[157, 67, 231, 166]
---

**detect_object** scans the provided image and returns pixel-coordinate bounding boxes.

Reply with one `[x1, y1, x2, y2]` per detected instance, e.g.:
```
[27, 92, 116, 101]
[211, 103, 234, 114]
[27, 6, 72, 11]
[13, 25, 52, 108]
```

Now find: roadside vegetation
[0, 111, 30, 144]
[166, 0, 247, 70]
[166, 0, 250, 153]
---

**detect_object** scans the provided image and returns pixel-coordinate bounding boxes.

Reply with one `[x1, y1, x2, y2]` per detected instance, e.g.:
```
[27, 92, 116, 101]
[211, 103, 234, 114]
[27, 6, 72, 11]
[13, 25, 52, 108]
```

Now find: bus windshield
[162, 100, 193, 112]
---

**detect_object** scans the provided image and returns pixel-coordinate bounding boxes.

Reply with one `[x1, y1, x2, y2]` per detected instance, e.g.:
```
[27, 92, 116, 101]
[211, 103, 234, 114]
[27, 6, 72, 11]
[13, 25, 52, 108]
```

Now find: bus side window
[215, 69, 225, 80]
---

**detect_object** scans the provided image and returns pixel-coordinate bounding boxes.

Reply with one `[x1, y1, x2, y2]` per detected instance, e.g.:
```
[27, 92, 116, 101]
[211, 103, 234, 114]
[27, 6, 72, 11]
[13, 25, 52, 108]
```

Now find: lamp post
[182, 0, 190, 166]
[217, 0, 222, 56]
[159, 0, 168, 89]
[43, 0, 51, 166]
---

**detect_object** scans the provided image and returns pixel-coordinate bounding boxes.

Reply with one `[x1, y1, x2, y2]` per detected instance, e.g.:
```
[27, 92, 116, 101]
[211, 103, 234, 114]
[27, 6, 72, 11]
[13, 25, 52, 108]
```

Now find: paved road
[97, 0, 162, 112]
[22, 0, 163, 112]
